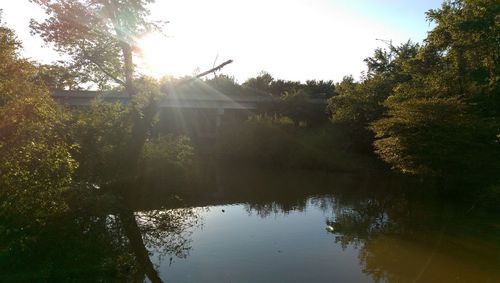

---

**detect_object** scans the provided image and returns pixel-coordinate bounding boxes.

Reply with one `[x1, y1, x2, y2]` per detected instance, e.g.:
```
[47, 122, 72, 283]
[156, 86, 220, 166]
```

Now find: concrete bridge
[52, 87, 272, 139]
[52, 89, 273, 110]
[51, 85, 327, 139]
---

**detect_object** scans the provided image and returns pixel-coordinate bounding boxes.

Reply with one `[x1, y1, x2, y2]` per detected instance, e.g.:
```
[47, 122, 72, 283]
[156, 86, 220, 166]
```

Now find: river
[125, 166, 500, 283]
[3, 165, 499, 282]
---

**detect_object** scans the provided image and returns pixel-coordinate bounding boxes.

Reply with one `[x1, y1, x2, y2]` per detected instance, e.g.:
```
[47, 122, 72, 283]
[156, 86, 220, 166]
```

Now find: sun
[135, 31, 214, 79]
[136, 33, 173, 78]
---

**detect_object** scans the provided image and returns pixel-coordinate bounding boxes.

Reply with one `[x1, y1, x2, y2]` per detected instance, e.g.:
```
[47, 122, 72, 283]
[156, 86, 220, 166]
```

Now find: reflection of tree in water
[119, 206, 201, 283]
[244, 195, 338, 218]
[325, 185, 500, 283]
[245, 200, 307, 218]
[135, 207, 201, 259]
[0, 190, 201, 283]
[327, 197, 401, 249]
[231, 169, 499, 283]
[1, 214, 136, 282]
[186, 166, 499, 283]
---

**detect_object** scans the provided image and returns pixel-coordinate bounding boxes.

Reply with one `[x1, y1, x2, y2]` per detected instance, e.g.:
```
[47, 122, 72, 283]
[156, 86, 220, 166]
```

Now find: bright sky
[1, 0, 443, 83]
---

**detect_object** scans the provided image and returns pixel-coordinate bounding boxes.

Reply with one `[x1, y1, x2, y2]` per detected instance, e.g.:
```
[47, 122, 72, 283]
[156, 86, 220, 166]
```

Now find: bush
[0, 95, 77, 222]
[370, 97, 500, 187]
[217, 114, 369, 171]
[139, 135, 195, 187]
[71, 99, 131, 184]
[0, 22, 76, 222]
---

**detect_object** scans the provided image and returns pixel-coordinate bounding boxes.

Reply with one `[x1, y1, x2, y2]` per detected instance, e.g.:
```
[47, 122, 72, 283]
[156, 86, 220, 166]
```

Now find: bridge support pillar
[215, 107, 224, 133]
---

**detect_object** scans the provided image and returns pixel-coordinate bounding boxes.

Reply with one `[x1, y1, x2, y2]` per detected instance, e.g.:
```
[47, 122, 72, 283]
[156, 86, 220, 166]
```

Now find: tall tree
[31, 0, 159, 95]
[328, 41, 420, 128]
[242, 71, 275, 95]
[31, 0, 168, 175]
[370, 0, 500, 186]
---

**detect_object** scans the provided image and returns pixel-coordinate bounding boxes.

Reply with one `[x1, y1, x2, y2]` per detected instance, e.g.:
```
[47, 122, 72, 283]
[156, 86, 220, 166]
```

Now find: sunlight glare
[136, 32, 201, 79]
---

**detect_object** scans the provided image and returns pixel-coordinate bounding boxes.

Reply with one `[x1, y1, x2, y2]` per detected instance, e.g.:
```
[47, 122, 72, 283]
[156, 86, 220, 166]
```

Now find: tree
[204, 74, 242, 95]
[371, 98, 497, 179]
[0, 18, 76, 222]
[71, 99, 132, 183]
[425, 0, 500, 99]
[369, 0, 500, 186]
[280, 89, 326, 127]
[36, 63, 84, 90]
[242, 71, 274, 95]
[31, 0, 171, 176]
[268, 79, 301, 97]
[303, 79, 335, 98]
[328, 42, 420, 127]
[328, 76, 369, 125]
[31, 1, 232, 173]
[31, 0, 160, 94]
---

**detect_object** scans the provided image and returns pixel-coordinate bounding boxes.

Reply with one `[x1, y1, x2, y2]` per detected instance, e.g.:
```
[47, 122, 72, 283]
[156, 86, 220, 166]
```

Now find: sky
[0, 0, 444, 83]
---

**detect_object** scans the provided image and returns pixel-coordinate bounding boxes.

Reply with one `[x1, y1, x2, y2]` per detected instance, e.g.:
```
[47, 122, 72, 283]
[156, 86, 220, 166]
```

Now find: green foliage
[35, 63, 84, 90]
[367, 0, 500, 187]
[328, 41, 420, 127]
[242, 71, 275, 94]
[70, 76, 166, 184]
[0, 214, 138, 282]
[268, 78, 301, 96]
[0, 25, 39, 106]
[371, 98, 499, 180]
[31, 0, 159, 89]
[204, 74, 242, 95]
[217, 114, 295, 166]
[217, 114, 369, 171]
[0, 95, 77, 219]
[69, 76, 196, 186]
[139, 135, 195, 186]
[328, 76, 380, 125]
[71, 99, 131, 183]
[0, 21, 76, 222]
[242, 71, 335, 98]
[326, 1, 500, 188]
[304, 79, 336, 98]
[30, 0, 167, 182]
[141, 135, 194, 171]
[144, 134, 193, 159]
[425, 0, 500, 94]
[279, 89, 327, 127]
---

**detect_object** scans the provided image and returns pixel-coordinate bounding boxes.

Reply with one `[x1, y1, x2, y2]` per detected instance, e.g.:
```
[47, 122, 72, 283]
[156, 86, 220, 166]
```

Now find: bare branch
[168, 60, 233, 89]
[195, 59, 233, 79]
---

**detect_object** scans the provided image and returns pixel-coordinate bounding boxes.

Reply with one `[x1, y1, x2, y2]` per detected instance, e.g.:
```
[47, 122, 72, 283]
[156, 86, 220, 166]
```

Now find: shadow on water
[1, 162, 499, 282]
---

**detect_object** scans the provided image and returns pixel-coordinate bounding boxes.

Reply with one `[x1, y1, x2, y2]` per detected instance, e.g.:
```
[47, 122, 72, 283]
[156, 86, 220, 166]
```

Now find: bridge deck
[52, 90, 273, 110]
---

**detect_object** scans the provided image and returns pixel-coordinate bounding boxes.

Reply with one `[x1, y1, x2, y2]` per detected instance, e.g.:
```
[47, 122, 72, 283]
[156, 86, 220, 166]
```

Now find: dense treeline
[217, 0, 500, 190]
[330, 0, 499, 188]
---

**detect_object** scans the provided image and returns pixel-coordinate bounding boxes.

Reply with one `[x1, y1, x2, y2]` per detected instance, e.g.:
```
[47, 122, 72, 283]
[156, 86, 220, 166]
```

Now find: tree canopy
[0, 18, 76, 222]
[31, 0, 160, 93]
[327, 0, 500, 185]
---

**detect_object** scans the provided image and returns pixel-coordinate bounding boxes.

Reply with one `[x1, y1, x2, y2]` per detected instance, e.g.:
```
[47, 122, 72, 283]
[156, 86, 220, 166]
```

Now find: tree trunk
[121, 209, 164, 283]
[121, 42, 136, 97]
[118, 39, 155, 170]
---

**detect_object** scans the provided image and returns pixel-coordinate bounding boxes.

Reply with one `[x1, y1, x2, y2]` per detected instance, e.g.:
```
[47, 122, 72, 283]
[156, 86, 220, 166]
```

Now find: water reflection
[1, 165, 499, 282]
[0, 185, 200, 282]
[325, 181, 500, 283]
[106, 204, 201, 282]
[145, 165, 499, 282]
